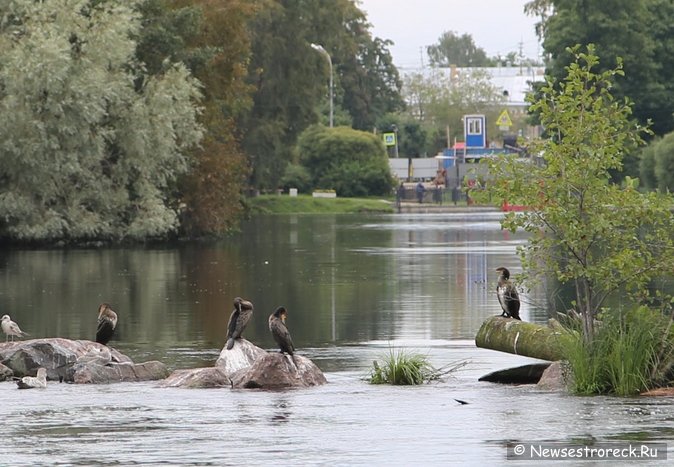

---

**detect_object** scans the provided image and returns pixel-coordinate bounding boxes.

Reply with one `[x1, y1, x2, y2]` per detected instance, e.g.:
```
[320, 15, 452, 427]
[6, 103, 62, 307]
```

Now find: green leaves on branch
[476, 45, 674, 340]
[0, 0, 203, 242]
[297, 125, 394, 197]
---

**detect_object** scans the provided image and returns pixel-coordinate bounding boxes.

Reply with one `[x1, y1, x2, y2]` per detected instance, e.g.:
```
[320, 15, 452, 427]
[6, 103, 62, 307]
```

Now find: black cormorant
[269, 306, 295, 355]
[496, 267, 521, 320]
[96, 303, 118, 345]
[226, 297, 254, 350]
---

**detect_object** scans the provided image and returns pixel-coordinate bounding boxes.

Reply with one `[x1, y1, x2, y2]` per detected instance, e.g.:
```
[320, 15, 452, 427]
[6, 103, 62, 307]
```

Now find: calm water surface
[0, 211, 672, 466]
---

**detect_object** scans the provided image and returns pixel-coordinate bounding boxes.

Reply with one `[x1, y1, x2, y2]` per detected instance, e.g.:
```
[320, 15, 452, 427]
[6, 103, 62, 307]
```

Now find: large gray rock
[215, 338, 267, 378]
[231, 352, 327, 389]
[160, 367, 231, 389]
[0, 362, 13, 381]
[0, 338, 168, 384]
[536, 361, 571, 391]
[71, 360, 169, 384]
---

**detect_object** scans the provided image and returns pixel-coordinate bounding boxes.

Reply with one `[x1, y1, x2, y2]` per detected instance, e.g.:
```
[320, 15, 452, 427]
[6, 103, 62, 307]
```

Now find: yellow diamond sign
[496, 109, 513, 127]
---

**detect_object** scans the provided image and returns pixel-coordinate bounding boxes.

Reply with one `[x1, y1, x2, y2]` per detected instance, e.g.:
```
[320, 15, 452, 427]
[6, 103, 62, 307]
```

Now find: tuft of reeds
[367, 348, 468, 385]
[561, 306, 674, 396]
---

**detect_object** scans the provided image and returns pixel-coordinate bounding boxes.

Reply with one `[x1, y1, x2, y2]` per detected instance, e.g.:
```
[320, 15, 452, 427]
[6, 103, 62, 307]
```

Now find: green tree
[637, 141, 658, 190]
[402, 68, 506, 153]
[534, 0, 674, 137]
[241, 0, 403, 191]
[652, 133, 674, 193]
[0, 0, 202, 242]
[477, 45, 674, 341]
[427, 31, 491, 67]
[376, 114, 428, 158]
[135, 0, 258, 236]
[298, 125, 393, 197]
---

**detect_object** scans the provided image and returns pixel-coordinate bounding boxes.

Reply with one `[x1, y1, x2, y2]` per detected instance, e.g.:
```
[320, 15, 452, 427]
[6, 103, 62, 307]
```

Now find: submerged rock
[536, 361, 571, 391]
[478, 363, 552, 385]
[231, 352, 327, 389]
[160, 367, 231, 389]
[165, 340, 327, 390]
[0, 338, 167, 384]
[71, 360, 169, 384]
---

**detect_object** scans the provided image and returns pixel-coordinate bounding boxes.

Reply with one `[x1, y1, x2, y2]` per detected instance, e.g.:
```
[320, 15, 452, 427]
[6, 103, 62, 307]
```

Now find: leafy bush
[298, 125, 394, 197]
[280, 164, 312, 193]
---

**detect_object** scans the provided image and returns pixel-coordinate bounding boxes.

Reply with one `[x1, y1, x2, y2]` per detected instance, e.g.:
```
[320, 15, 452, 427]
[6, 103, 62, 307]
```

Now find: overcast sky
[357, 0, 542, 69]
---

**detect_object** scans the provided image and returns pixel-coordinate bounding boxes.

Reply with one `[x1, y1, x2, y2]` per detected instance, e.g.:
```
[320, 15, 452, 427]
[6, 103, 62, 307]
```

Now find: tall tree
[0, 0, 202, 242]
[241, 0, 403, 191]
[533, 0, 674, 137]
[477, 46, 674, 342]
[136, 0, 258, 236]
[426, 31, 491, 67]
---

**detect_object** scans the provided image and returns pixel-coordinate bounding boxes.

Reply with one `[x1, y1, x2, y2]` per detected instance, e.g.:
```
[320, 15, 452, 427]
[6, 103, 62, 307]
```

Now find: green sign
[383, 132, 396, 147]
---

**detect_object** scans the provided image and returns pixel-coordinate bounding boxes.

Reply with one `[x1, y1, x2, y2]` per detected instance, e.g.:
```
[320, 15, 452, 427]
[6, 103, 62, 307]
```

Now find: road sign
[496, 109, 513, 128]
[383, 132, 396, 147]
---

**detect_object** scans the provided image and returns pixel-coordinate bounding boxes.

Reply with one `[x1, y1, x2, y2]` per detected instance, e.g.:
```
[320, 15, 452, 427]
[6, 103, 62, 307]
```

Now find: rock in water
[231, 352, 327, 389]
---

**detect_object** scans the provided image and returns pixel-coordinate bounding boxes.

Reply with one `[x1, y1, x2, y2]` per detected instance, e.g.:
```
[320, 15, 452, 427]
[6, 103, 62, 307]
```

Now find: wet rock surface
[0, 338, 167, 384]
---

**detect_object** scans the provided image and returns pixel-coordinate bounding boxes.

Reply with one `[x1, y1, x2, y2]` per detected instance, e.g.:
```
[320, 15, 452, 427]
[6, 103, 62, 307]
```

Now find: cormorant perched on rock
[226, 297, 254, 350]
[496, 267, 521, 320]
[96, 303, 118, 345]
[1, 314, 29, 342]
[16, 368, 47, 389]
[268, 306, 295, 355]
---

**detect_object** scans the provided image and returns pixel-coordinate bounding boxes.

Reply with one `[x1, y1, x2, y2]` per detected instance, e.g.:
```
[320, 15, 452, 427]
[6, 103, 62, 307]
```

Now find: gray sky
[357, 0, 542, 69]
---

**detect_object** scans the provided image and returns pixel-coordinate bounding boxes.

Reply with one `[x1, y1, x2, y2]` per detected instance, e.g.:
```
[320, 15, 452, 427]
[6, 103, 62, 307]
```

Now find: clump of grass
[561, 306, 674, 396]
[367, 348, 467, 385]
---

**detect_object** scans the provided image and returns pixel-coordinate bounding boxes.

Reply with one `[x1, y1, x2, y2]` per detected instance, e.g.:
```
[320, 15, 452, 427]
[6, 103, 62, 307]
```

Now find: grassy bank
[248, 194, 394, 214]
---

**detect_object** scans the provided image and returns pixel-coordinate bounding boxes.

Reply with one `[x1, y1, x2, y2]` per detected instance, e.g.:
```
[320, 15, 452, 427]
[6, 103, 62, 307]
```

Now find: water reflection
[1, 211, 674, 465]
[0, 211, 545, 365]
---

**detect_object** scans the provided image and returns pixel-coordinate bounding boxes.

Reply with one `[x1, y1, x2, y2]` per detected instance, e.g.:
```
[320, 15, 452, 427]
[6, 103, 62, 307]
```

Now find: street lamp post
[310, 43, 333, 128]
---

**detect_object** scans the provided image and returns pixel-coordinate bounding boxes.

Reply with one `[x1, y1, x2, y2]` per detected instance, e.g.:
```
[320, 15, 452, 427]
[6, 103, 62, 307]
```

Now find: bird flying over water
[16, 368, 47, 389]
[495, 267, 521, 320]
[95, 303, 118, 345]
[269, 306, 295, 356]
[1, 314, 29, 342]
[226, 297, 254, 350]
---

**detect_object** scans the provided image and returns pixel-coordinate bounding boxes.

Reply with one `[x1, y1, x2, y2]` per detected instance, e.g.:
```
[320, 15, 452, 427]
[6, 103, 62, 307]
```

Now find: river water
[0, 210, 672, 465]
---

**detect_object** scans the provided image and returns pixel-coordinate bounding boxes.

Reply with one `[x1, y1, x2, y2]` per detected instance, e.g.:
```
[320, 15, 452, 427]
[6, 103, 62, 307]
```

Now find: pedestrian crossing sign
[496, 109, 512, 127]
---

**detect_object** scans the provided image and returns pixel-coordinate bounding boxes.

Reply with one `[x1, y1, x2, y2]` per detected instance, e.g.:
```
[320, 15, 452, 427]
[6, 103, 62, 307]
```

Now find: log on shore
[475, 316, 566, 361]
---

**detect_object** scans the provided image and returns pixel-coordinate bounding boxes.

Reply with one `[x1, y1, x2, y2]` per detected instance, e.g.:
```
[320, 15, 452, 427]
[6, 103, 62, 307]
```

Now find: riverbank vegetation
[248, 195, 393, 215]
[6, 2, 674, 243]
[476, 45, 674, 394]
[560, 307, 674, 396]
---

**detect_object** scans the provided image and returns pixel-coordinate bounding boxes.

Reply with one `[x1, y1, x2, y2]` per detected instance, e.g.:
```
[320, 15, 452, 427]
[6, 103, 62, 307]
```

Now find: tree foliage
[402, 68, 506, 153]
[533, 0, 674, 137]
[298, 125, 393, 197]
[476, 45, 674, 341]
[0, 0, 202, 242]
[241, 0, 403, 191]
[427, 31, 491, 67]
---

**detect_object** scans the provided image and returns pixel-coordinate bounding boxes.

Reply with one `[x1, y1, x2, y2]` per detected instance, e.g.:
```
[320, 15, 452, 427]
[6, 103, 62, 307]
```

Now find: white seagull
[1, 314, 29, 342]
[16, 368, 47, 389]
